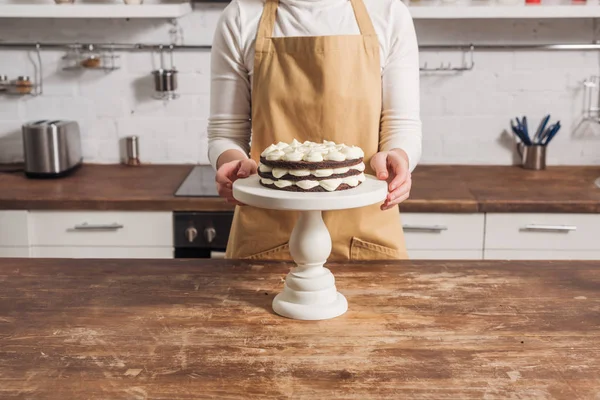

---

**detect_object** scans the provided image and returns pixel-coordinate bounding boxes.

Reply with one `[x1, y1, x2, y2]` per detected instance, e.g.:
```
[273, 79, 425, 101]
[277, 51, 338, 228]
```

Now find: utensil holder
[517, 144, 546, 170]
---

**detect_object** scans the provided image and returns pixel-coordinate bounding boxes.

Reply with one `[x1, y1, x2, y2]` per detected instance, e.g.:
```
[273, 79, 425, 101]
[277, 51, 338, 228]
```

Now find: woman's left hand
[370, 149, 412, 211]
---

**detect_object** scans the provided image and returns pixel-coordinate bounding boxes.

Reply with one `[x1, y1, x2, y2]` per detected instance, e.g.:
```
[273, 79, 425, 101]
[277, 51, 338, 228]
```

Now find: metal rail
[0, 41, 600, 51]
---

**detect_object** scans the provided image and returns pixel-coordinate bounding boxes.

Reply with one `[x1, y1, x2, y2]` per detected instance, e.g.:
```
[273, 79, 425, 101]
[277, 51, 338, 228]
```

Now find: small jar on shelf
[13, 76, 34, 95]
[0, 75, 8, 93]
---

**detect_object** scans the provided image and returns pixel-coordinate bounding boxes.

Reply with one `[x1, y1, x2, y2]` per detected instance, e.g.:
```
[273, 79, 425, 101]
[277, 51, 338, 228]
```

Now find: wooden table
[1, 259, 599, 399]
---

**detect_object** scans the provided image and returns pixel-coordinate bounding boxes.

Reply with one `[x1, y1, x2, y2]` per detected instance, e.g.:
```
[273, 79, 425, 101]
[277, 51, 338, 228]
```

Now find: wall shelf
[409, 5, 600, 19]
[0, 3, 192, 19]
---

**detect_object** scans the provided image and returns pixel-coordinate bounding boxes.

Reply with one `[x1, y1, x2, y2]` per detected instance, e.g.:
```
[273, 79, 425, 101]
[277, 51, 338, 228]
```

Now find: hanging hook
[169, 44, 175, 71]
[158, 44, 165, 70]
[35, 43, 43, 96]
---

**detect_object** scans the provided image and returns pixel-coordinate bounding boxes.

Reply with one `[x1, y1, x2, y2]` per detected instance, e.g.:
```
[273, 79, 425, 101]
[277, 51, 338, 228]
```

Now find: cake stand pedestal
[233, 175, 387, 321]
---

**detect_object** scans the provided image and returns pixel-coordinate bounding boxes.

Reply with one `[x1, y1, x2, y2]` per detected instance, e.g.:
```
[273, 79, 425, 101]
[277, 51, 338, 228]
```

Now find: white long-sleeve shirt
[208, 0, 422, 172]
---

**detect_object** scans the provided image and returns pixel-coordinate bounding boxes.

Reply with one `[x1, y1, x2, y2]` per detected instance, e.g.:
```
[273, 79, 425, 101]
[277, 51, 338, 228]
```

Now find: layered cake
[258, 139, 366, 192]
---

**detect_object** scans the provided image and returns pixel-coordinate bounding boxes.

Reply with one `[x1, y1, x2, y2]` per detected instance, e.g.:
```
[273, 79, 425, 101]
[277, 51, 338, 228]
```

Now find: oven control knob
[185, 226, 198, 243]
[204, 227, 217, 244]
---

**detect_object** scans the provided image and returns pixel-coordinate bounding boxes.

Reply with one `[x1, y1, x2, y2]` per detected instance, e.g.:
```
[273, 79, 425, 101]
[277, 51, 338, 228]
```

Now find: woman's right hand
[215, 159, 258, 205]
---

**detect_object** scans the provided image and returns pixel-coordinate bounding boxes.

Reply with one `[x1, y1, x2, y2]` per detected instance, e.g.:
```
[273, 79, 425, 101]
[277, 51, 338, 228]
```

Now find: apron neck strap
[255, 0, 377, 53]
[350, 0, 377, 36]
[255, 0, 279, 54]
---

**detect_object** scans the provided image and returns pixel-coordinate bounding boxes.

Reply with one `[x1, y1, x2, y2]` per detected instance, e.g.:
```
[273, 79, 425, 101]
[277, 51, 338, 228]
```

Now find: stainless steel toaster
[22, 120, 83, 178]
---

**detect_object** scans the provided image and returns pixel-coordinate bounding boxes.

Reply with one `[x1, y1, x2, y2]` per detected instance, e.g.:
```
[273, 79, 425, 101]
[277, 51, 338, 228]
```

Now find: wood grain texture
[0, 164, 599, 213]
[463, 166, 600, 213]
[0, 259, 599, 399]
[0, 164, 234, 212]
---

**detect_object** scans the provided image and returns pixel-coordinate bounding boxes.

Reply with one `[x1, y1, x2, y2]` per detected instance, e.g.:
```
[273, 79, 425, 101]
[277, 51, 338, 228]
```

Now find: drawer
[408, 250, 482, 260]
[401, 213, 484, 250]
[0, 247, 30, 257]
[30, 211, 173, 247]
[31, 246, 173, 259]
[0, 211, 29, 246]
[485, 250, 600, 261]
[485, 213, 600, 250]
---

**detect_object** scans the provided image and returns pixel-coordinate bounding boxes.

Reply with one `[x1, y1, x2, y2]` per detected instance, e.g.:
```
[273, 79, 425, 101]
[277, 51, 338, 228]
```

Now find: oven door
[173, 212, 233, 259]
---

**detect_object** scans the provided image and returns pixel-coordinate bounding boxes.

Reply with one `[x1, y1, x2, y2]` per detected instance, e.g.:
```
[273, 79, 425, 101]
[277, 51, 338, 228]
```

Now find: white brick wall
[0, 3, 599, 167]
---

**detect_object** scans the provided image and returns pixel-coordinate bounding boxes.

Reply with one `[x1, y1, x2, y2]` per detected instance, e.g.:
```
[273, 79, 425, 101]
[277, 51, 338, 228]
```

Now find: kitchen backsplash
[0, 3, 599, 166]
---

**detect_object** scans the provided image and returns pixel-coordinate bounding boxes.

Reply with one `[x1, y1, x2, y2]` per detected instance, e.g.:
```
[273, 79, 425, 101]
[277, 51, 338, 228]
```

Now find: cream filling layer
[260, 140, 365, 161]
[259, 162, 365, 178]
[261, 173, 366, 191]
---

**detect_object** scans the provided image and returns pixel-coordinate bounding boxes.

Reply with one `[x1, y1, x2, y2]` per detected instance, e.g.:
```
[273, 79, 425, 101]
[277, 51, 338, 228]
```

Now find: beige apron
[226, 0, 407, 261]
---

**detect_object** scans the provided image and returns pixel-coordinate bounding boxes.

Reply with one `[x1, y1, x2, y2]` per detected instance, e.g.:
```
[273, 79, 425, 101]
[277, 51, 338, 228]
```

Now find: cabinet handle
[521, 224, 577, 232]
[72, 223, 124, 231]
[403, 225, 448, 232]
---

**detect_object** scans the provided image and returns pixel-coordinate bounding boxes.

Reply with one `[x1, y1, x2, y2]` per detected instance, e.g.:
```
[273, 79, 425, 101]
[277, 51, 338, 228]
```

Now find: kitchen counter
[0, 164, 599, 212]
[1, 258, 598, 399]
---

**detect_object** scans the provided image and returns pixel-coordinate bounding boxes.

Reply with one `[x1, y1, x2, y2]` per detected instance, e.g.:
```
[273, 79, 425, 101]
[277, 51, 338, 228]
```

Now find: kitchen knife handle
[521, 224, 577, 232]
[72, 223, 124, 231]
[403, 225, 448, 233]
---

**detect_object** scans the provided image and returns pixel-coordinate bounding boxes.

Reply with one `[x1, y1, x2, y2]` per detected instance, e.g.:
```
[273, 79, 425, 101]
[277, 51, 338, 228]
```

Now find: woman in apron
[208, 0, 422, 260]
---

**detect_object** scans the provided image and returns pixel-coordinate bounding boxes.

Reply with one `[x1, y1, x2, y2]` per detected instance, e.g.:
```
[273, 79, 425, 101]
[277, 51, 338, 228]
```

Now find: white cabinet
[0, 247, 30, 257]
[29, 211, 172, 247]
[26, 211, 173, 259]
[484, 213, 600, 260]
[0, 211, 29, 257]
[402, 213, 485, 259]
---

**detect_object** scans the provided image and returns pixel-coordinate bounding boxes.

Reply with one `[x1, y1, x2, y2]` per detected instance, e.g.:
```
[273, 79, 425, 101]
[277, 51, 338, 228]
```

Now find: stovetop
[174, 165, 218, 197]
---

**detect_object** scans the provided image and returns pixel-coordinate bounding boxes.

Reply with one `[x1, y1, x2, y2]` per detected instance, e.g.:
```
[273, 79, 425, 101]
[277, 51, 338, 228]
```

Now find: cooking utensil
[534, 114, 551, 144]
[543, 122, 561, 146]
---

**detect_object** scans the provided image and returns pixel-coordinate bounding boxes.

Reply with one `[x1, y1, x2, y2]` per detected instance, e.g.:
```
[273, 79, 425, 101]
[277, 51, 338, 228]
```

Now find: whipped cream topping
[259, 162, 365, 178]
[260, 139, 364, 162]
[261, 173, 366, 192]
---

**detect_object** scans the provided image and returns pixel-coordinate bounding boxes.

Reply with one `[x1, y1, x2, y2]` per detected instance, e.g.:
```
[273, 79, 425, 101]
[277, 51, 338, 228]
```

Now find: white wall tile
[0, 7, 599, 167]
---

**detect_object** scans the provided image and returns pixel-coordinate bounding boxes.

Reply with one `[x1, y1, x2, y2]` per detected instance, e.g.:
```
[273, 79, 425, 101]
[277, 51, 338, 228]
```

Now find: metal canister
[518, 144, 546, 170]
[153, 69, 178, 93]
[125, 135, 141, 166]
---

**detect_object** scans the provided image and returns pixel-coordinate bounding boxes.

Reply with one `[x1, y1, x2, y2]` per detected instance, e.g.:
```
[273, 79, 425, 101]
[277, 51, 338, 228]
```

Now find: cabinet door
[31, 247, 173, 259]
[485, 250, 600, 261]
[0, 211, 29, 247]
[485, 213, 600, 251]
[402, 213, 485, 250]
[0, 247, 30, 257]
[408, 250, 482, 260]
[30, 211, 172, 247]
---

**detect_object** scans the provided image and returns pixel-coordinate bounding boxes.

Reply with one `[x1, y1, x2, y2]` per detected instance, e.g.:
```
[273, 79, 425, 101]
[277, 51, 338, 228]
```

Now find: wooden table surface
[1, 259, 599, 399]
[0, 164, 599, 212]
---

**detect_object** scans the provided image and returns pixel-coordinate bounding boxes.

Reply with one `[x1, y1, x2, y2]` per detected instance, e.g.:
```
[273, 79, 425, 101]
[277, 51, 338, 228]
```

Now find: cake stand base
[273, 292, 348, 321]
[233, 175, 387, 321]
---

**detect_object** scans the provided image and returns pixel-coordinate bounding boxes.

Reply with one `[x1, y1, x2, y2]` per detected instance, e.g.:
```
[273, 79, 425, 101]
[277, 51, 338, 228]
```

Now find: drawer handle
[403, 225, 448, 233]
[72, 223, 124, 231]
[521, 224, 577, 233]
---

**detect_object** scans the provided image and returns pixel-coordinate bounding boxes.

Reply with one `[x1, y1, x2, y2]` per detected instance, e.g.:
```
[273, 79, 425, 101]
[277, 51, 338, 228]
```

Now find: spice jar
[80, 45, 101, 69]
[14, 76, 33, 95]
[0, 75, 8, 93]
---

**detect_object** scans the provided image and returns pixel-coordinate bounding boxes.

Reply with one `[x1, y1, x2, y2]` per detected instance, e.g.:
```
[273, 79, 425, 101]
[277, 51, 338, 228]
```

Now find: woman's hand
[370, 149, 412, 211]
[215, 159, 258, 205]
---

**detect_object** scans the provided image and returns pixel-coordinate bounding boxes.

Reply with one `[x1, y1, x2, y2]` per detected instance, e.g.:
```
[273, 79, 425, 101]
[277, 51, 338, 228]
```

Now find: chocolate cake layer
[259, 182, 357, 192]
[259, 157, 364, 170]
[258, 169, 362, 182]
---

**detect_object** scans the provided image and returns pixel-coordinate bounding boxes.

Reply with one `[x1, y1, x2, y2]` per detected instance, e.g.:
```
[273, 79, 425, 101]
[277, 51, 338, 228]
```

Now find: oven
[173, 211, 234, 259]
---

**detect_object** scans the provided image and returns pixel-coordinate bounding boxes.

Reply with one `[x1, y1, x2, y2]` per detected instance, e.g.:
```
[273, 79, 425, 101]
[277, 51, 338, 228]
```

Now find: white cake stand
[233, 174, 387, 321]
